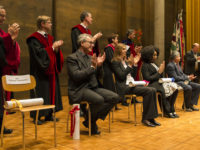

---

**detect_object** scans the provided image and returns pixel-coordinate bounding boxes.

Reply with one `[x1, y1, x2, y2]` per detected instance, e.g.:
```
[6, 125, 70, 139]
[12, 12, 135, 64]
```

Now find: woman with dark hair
[111, 43, 160, 127]
[141, 45, 179, 118]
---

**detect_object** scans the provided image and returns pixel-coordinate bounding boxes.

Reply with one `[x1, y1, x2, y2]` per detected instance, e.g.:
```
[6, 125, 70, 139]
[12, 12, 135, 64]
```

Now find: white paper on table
[158, 78, 173, 83]
[73, 104, 80, 140]
[126, 45, 130, 51]
[5, 98, 44, 109]
[6, 75, 31, 84]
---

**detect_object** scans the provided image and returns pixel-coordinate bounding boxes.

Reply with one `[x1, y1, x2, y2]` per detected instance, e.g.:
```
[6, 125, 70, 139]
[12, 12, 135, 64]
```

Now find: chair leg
[128, 102, 130, 121]
[1, 110, 6, 147]
[88, 106, 91, 136]
[109, 112, 111, 133]
[134, 100, 137, 126]
[112, 109, 114, 123]
[161, 99, 164, 118]
[22, 112, 25, 150]
[53, 108, 56, 147]
[66, 110, 70, 133]
[35, 110, 39, 140]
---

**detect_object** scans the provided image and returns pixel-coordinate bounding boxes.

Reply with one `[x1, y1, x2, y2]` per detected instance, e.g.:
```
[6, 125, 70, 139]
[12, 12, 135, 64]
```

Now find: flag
[170, 9, 186, 64]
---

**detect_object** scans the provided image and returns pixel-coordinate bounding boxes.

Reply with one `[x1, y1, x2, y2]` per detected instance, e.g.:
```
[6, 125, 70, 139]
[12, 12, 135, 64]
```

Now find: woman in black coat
[141, 45, 179, 118]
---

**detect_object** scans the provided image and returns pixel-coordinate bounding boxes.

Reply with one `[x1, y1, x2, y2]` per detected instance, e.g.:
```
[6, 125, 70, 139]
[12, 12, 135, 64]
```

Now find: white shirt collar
[80, 23, 87, 29]
[37, 30, 47, 37]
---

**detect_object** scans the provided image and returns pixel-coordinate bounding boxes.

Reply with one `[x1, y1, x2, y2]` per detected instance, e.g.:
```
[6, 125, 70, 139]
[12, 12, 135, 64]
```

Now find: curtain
[186, 0, 200, 51]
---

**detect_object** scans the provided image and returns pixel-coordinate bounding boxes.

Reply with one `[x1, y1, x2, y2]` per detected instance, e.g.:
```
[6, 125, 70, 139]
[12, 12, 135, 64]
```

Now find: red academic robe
[127, 43, 142, 81]
[0, 28, 20, 101]
[27, 32, 64, 105]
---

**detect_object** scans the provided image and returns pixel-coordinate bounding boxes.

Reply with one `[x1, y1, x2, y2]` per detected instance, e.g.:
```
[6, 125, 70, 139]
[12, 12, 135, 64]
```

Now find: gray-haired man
[66, 34, 119, 135]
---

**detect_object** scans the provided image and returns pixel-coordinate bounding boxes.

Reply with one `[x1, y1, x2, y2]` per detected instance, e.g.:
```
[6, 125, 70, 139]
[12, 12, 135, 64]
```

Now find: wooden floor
[1, 91, 200, 150]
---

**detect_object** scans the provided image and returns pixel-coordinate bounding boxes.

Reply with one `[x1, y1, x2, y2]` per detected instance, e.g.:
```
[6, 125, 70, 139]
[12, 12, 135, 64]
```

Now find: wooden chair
[112, 74, 143, 125]
[175, 85, 185, 111]
[66, 101, 112, 136]
[1, 75, 56, 150]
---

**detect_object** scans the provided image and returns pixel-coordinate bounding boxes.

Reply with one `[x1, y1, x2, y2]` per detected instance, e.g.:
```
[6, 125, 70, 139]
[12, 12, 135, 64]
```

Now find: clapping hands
[91, 52, 106, 69]
[8, 23, 20, 41]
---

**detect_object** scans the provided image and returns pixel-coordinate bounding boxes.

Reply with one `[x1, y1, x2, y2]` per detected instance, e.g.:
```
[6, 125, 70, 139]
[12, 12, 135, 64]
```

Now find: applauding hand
[158, 61, 165, 74]
[97, 52, 105, 67]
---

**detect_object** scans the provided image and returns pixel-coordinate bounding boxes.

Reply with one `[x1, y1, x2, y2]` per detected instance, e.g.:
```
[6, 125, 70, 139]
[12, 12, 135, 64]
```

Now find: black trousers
[81, 88, 119, 126]
[125, 86, 158, 121]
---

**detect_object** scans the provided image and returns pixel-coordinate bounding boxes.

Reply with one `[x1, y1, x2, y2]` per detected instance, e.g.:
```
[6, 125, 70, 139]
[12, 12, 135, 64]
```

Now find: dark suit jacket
[141, 62, 163, 91]
[111, 60, 137, 96]
[103, 46, 115, 92]
[184, 50, 200, 75]
[166, 62, 189, 83]
[66, 50, 99, 104]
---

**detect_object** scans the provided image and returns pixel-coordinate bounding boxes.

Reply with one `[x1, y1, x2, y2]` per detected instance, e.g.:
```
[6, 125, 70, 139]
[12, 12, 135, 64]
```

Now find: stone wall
[0, 0, 186, 97]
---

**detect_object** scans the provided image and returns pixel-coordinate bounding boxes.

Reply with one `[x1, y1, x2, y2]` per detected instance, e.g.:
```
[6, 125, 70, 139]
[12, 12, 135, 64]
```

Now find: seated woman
[111, 43, 160, 127]
[141, 45, 179, 118]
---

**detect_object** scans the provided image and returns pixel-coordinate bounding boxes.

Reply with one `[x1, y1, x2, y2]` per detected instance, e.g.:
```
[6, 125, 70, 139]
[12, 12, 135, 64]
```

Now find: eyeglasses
[0, 14, 6, 17]
[85, 41, 94, 45]
[46, 21, 52, 24]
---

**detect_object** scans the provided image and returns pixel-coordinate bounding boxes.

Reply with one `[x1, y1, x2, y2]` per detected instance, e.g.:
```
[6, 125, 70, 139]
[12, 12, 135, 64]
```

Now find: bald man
[185, 43, 200, 83]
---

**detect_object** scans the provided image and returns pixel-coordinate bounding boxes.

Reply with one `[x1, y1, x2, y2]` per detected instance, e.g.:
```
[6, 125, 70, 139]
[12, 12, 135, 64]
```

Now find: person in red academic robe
[71, 11, 102, 56]
[0, 6, 20, 102]
[27, 15, 64, 125]
[0, 5, 21, 134]
[122, 29, 142, 81]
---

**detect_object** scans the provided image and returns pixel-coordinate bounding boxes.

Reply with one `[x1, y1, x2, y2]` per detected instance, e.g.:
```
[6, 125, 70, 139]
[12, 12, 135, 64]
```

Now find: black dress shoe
[131, 98, 142, 104]
[115, 106, 122, 110]
[82, 120, 88, 128]
[45, 116, 59, 122]
[3, 127, 13, 134]
[33, 119, 43, 125]
[91, 129, 101, 135]
[164, 113, 175, 118]
[142, 120, 156, 127]
[121, 102, 129, 106]
[80, 110, 84, 117]
[172, 113, 179, 118]
[190, 106, 199, 111]
[91, 123, 100, 135]
[149, 119, 161, 126]
[185, 108, 193, 112]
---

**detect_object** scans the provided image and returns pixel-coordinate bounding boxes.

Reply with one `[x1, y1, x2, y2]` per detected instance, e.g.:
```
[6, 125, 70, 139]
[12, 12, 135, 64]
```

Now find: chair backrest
[112, 73, 116, 84]
[112, 73, 118, 93]
[2, 75, 36, 92]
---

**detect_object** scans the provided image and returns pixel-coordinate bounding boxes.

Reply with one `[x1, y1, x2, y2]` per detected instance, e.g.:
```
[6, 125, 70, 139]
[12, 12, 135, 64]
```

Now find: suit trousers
[81, 88, 119, 125]
[178, 81, 200, 108]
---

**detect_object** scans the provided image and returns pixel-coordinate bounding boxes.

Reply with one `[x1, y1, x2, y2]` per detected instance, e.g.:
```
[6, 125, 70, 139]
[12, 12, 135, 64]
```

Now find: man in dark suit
[166, 51, 200, 111]
[184, 43, 200, 83]
[66, 33, 119, 135]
